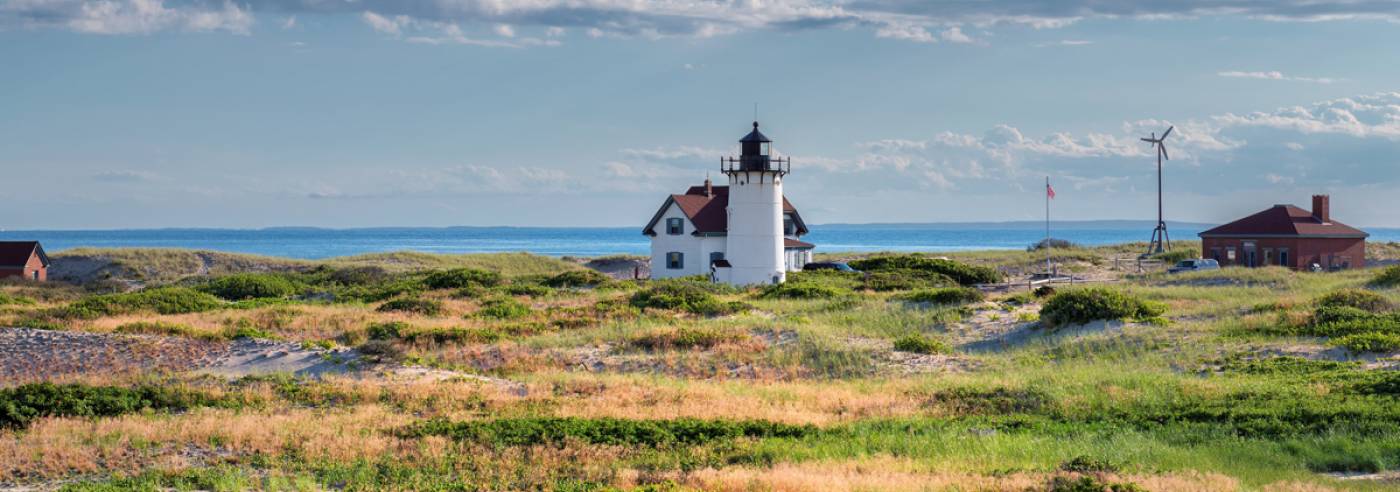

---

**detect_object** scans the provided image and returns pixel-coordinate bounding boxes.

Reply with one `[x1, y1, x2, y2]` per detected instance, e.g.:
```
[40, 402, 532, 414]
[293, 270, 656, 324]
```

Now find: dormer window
[784, 215, 796, 236]
[666, 218, 684, 235]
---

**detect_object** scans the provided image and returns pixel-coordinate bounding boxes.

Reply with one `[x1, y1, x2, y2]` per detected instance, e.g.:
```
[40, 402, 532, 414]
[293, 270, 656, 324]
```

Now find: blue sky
[3, 1, 1400, 229]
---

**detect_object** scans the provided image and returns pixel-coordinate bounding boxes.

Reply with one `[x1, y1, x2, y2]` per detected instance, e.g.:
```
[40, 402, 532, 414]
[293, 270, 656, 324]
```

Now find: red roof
[643, 185, 808, 236]
[0, 241, 49, 268]
[1199, 205, 1368, 238]
[785, 238, 815, 249]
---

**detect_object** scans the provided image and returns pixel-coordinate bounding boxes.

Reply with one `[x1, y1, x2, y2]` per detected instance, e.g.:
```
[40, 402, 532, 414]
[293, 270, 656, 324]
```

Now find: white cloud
[493, 23, 514, 37]
[361, 11, 408, 36]
[91, 169, 160, 182]
[1217, 70, 1339, 84]
[1035, 39, 1092, 47]
[57, 0, 252, 35]
[281, 15, 295, 30]
[940, 26, 973, 43]
[14, 1, 1400, 43]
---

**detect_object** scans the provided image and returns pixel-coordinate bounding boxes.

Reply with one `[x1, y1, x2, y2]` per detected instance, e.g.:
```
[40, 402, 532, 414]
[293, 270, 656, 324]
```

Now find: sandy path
[0, 328, 358, 384]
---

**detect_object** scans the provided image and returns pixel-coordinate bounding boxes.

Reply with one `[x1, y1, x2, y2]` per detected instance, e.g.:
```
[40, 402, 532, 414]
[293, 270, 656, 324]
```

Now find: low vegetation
[1039, 287, 1165, 328]
[848, 254, 1002, 285]
[892, 287, 984, 306]
[891, 334, 950, 354]
[9, 246, 1400, 491]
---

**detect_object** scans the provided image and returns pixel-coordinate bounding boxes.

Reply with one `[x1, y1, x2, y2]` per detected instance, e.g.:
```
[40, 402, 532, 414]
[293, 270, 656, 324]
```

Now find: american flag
[1047, 182, 1056, 200]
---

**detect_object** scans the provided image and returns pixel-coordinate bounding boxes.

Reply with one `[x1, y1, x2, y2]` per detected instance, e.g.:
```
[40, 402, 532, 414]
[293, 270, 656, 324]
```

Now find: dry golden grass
[681, 458, 1246, 492]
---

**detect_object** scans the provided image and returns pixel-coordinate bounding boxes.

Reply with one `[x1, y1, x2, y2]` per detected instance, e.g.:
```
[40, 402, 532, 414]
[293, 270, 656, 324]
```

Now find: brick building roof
[1199, 205, 1368, 238]
[0, 241, 49, 268]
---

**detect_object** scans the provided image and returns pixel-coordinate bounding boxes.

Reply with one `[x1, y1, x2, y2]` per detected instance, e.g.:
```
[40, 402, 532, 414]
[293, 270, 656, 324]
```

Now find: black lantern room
[723, 121, 790, 176]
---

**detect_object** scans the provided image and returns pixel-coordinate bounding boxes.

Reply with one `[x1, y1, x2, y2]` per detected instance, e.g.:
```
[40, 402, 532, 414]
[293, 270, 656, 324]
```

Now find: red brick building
[0, 241, 51, 281]
[1198, 195, 1366, 271]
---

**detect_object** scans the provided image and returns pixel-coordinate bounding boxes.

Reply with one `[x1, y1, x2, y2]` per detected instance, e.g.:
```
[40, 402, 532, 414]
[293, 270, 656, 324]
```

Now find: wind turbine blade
[1140, 138, 1154, 143]
[1161, 126, 1174, 139]
[1160, 144, 1170, 161]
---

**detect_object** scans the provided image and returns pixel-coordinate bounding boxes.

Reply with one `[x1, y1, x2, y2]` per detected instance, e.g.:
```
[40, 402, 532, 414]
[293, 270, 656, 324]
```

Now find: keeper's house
[1198, 195, 1367, 271]
[0, 241, 50, 281]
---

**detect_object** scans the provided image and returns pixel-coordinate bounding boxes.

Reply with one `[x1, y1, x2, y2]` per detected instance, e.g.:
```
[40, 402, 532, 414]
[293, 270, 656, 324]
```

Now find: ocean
[4, 223, 1398, 259]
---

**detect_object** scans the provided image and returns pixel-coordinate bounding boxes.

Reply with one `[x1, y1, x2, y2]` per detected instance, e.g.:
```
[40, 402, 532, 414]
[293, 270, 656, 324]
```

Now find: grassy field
[2, 246, 1400, 491]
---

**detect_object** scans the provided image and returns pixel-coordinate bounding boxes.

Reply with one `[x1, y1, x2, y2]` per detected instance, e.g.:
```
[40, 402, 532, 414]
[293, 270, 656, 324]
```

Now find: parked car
[803, 262, 861, 273]
[1168, 258, 1220, 273]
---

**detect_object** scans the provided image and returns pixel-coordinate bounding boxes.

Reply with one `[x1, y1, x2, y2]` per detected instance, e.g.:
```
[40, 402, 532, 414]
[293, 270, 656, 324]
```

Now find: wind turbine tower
[1142, 126, 1174, 255]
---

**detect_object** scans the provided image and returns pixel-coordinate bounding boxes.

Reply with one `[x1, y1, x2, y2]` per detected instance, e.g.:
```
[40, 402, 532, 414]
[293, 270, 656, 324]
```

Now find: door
[1243, 242, 1257, 268]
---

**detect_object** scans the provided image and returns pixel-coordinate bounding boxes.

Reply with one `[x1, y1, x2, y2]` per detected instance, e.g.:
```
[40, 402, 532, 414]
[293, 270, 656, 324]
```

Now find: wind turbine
[1141, 125, 1173, 255]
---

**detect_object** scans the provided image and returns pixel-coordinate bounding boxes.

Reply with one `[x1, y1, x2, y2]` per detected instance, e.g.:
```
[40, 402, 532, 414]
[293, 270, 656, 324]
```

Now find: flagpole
[1045, 176, 1051, 275]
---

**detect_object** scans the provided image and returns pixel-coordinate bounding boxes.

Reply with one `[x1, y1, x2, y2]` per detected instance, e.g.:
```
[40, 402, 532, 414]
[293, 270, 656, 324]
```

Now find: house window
[709, 252, 724, 265]
[783, 216, 796, 236]
[666, 252, 684, 270]
[1210, 248, 1221, 261]
[666, 218, 684, 235]
[1226, 247, 1236, 262]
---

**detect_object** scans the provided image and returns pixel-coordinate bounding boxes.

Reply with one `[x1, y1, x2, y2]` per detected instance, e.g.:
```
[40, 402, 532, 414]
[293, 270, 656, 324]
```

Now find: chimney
[1312, 195, 1331, 223]
[704, 176, 713, 197]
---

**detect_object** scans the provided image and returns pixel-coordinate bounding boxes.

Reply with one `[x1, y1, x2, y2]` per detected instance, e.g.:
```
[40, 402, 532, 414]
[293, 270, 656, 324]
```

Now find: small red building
[1198, 195, 1367, 271]
[0, 241, 51, 281]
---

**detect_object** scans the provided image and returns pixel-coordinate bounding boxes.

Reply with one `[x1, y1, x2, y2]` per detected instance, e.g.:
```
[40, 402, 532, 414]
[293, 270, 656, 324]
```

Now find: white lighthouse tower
[720, 121, 790, 285]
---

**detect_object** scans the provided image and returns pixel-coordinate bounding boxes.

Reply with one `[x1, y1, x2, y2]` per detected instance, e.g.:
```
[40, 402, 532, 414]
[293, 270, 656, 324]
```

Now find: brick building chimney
[704, 176, 713, 197]
[1312, 195, 1331, 223]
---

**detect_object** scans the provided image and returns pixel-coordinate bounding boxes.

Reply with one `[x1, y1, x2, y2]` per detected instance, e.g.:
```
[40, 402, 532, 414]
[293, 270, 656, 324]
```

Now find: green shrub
[221, 319, 278, 340]
[0, 383, 219, 429]
[1316, 289, 1393, 312]
[923, 386, 1051, 415]
[1371, 265, 1400, 288]
[758, 283, 852, 300]
[201, 273, 299, 300]
[1219, 356, 1356, 376]
[543, 270, 611, 288]
[1039, 288, 1165, 328]
[861, 269, 956, 291]
[1058, 455, 1121, 473]
[477, 297, 532, 319]
[366, 321, 410, 340]
[424, 268, 501, 290]
[404, 327, 504, 344]
[630, 327, 744, 351]
[376, 298, 443, 316]
[499, 284, 552, 297]
[0, 292, 36, 306]
[1332, 332, 1400, 353]
[401, 416, 816, 448]
[629, 283, 747, 316]
[892, 287, 984, 306]
[786, 270, 864, 290]
[891, 334, 950, 354]
[1027, 238, 1079, 251]
[847, 255, 1001, 285]
[63, 287, 224, 318]
[1047, 476, 1145, 492]
[113, 321, 199, 338]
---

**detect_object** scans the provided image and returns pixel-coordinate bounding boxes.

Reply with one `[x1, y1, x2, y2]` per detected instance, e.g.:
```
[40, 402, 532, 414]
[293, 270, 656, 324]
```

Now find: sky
[3, 1, 1400, 230]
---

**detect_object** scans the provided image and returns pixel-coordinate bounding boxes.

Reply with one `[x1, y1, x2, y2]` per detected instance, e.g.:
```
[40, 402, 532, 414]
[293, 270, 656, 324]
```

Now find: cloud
[1218, 70, 1339, 84]
[280, 15, 294, 29]
[805, 91, 1400, 204]
[939, 26, 973, 43]
[363, 11, 558, 48]
[24, 0, 254, 35]
[1034, 39, 1092, 47]
[91, 169, 160, 182]
[15, 1, 1400, 43]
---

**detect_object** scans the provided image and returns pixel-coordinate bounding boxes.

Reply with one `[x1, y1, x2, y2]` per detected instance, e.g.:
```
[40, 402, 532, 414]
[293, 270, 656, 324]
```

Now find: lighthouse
[641, 121, 812, 284]
[720, 121, 790, 285]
